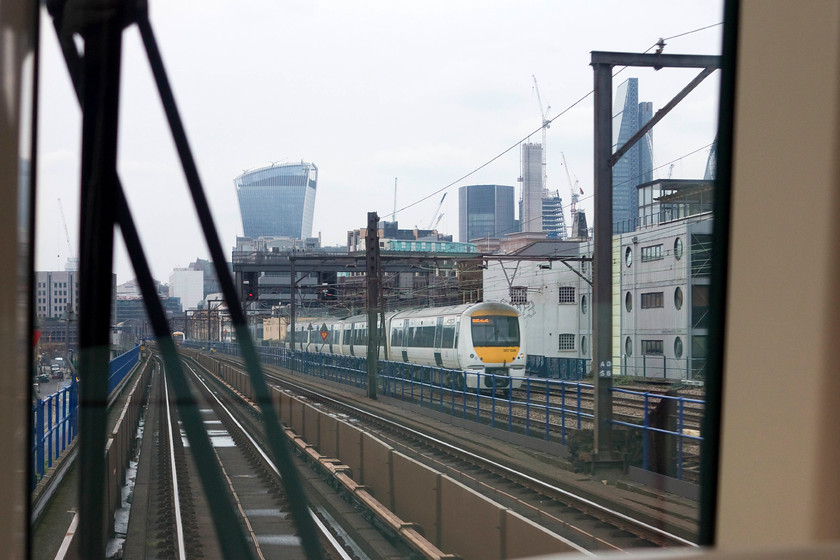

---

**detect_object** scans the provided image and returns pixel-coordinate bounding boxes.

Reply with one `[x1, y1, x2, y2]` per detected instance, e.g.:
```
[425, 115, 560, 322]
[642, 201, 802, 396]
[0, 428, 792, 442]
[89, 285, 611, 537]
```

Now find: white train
[288, 302, 526, 391]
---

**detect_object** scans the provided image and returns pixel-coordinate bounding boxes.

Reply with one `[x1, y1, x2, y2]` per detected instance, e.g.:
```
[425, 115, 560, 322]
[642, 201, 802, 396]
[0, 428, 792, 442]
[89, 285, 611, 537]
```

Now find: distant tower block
[235, 162, 318, 239]
[519, 143, 543, 233]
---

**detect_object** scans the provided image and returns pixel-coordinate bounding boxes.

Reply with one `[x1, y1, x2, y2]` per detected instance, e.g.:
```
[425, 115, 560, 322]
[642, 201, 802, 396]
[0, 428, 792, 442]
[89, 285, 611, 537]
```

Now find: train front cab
[460, 303, 526, 393]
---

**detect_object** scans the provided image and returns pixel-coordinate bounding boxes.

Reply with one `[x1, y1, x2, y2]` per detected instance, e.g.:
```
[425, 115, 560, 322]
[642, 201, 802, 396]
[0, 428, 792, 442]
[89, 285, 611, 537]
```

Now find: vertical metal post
[289, 257, 296, 353]
[35, 402, 44, 479]
[366, 212, 380, 399]
[592, 61, 614, 461]
[77, 11, 123, 556]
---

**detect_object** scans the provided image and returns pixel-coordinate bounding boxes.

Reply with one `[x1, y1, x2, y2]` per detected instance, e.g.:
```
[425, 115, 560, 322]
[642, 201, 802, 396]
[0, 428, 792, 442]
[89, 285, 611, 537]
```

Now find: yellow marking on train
[474, 346, 520, 363]
[472, 309, 518, 317]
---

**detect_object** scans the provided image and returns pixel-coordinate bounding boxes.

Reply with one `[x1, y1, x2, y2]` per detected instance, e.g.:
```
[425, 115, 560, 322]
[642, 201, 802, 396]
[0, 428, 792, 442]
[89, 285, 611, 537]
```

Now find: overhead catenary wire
[382, 21, 722, 223]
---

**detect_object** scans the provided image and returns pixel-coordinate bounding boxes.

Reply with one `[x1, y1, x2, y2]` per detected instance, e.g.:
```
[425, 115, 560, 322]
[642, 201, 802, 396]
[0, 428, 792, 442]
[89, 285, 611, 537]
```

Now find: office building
[34, 271, 79, 320]
[234, 161, 318, 239]
[541, 191, 565, 238]
[458, 184, 516, 242]
[519, 143, 543, 233]
[612, 78, 653, 233]
[169, 268, 204, 311]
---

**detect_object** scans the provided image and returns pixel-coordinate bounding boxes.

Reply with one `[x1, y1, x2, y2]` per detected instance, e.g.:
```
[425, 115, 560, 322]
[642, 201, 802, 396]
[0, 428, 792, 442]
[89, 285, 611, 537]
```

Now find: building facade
[34, 270, 79, 320]
[169, 269, 204, 311]
[483, 240, 592, 379]
[482, 179, 712, 381]
[541, 191, 565, 238]
[612, 78, 653, 233]
[234, 162, 318, 239]
[458, 184, 516, 242]
[519, 143, 543, 233]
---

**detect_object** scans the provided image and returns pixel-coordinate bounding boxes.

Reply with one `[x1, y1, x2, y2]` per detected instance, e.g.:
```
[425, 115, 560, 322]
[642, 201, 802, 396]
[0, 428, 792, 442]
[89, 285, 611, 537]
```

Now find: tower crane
[532, 75, 550, 192]
[57, 198, 78, 270]
[426, 192, 447, 230]
[561, 152, 580, 227]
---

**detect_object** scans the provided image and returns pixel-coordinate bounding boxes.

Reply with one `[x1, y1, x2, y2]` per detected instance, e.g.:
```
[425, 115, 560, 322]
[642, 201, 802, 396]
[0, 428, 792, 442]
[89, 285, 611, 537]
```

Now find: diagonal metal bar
[46, 2, 258, 557]
[73, 11, 123, 557]
[135, 12, 324, 560]
[115, 190, 256, 560]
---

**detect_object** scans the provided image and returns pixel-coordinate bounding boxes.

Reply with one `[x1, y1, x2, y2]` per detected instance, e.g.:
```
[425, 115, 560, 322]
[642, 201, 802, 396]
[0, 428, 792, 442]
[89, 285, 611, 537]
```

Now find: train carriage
[287, 302, 526, 391]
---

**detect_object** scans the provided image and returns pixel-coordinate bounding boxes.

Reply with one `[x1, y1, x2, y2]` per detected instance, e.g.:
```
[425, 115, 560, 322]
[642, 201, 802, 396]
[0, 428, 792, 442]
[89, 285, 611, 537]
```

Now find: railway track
[203, 351, 699, 552]
[130, 356, 360, 560]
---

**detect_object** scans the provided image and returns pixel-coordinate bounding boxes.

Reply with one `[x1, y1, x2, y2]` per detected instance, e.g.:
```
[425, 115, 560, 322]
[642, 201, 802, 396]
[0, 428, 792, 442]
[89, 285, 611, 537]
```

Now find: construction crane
[426, 192, 447, 230]
[532, 75, 550, 192]
[57, 198, 78, 270]
[561, 152, 580, 228]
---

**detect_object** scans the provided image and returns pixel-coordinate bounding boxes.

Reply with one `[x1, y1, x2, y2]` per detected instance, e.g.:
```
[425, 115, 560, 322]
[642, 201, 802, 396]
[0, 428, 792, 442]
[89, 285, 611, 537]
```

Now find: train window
[441, 325, 456, 348]
[418, 326, 435, 348]
[471, 316, 519, 347]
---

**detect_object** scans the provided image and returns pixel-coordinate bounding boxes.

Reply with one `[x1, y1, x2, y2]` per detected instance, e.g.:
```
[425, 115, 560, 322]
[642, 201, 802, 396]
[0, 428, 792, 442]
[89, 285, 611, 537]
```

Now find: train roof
[300, 302, 519, 326]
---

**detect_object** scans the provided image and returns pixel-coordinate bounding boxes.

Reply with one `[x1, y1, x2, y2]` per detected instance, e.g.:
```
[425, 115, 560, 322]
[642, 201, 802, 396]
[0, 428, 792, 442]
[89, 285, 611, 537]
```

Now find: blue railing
[32, 345, 141, 488]
[108, 345, 141, 394]
[610, 387, 704, 480]
[197, 343, 702, 480]
[32, 380, 78, 486]
[203, 343, 593, 446]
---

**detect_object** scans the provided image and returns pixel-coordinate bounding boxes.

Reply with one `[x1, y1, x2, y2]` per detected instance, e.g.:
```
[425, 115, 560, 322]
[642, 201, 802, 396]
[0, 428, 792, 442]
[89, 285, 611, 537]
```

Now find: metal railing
[610, 387, 704, 481]
[204, 343, 594, 445]
[31, 345, 141, 488]
[201, 343, 705, 480]
[32, 381, 78, 486]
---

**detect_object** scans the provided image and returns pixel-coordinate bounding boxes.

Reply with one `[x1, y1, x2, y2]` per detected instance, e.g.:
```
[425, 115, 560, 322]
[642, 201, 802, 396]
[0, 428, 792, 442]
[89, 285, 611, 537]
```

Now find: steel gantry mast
[590, 49, 721, 472]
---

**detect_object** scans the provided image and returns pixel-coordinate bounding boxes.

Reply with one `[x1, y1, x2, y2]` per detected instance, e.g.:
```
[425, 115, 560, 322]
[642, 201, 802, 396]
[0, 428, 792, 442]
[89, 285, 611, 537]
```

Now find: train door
[433, 317, 444, 367]
[439, 316, 458, 368]
[401, 319, 409, 362]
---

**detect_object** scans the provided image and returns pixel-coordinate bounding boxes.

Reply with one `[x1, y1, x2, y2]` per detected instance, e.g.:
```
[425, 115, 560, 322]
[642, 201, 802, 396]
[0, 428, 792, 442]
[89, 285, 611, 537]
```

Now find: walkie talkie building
[234, 162, 318, 239]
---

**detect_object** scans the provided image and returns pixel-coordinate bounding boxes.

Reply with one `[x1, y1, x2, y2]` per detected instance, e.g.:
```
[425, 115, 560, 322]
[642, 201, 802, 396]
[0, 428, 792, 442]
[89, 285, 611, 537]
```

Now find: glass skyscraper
[235, 162, 318, 239]
[458, 184, 516, 242]
[612, 78, 653, 233]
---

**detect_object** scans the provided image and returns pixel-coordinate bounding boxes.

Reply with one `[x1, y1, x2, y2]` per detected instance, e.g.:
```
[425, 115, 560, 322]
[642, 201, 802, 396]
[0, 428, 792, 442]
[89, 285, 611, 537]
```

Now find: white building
[483, 179, 712, 381]
[34, 270, 80, 320]
[483, 240, 592, 379]
[169, 268, 204, 311]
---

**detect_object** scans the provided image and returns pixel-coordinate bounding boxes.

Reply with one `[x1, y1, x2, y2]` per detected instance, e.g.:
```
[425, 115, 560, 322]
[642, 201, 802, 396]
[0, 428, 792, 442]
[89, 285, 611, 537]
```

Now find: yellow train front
[459, 302, 526, 391]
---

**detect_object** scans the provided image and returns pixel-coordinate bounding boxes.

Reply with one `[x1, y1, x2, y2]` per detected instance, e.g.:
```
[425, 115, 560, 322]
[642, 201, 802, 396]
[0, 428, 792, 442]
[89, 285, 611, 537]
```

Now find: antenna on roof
[391, 178, 398, 221]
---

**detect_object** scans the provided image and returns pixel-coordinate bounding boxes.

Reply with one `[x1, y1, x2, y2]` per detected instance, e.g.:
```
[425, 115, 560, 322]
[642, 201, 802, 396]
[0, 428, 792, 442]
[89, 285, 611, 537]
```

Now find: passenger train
[288, 302, 526, 391]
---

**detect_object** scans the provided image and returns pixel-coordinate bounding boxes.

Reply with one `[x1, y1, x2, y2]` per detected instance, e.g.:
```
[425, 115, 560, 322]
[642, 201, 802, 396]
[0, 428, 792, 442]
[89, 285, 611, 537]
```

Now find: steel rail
[182, 362, 355, 560]
[162, 374, 188, 560]
[258, 365, 698, 549]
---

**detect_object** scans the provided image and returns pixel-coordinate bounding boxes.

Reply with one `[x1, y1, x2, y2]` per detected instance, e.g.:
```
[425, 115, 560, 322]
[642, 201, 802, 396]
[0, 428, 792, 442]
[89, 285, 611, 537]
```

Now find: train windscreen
[470, 315, 519, 347]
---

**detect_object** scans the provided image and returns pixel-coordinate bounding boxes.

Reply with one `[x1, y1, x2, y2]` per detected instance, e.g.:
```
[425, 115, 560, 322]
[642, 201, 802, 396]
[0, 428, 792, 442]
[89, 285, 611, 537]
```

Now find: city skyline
[34, 2, 723, 283]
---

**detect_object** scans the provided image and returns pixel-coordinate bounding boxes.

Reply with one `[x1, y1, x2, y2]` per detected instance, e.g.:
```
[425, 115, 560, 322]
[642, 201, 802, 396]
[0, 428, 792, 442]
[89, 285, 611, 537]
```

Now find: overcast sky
[35, 1, 724, 285]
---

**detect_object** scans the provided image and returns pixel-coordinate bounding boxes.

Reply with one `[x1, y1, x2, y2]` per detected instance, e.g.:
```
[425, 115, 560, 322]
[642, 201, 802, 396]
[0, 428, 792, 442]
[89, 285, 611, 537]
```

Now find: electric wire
[381, 21, 722, 223]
